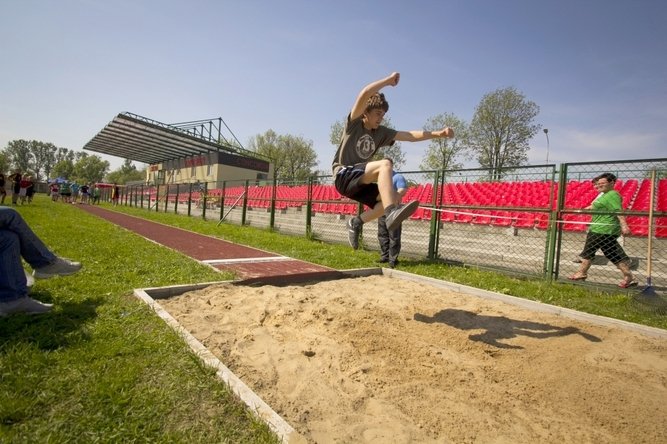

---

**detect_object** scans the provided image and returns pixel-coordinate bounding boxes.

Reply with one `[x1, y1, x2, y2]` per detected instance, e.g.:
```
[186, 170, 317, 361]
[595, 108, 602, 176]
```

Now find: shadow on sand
[414, 308, 601, 349]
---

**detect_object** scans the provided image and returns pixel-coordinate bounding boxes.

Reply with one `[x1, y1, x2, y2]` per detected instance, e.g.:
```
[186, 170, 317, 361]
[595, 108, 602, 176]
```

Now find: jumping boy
[332, 72, 454, 249]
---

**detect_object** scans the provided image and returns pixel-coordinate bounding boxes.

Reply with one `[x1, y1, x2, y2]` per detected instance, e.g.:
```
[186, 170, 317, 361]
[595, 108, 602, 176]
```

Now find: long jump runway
[77, 205, 341, 283]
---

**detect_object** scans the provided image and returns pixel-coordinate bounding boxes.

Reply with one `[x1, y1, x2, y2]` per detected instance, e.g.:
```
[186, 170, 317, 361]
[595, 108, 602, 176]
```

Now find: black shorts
[579, 231, 629, 265]
[334, 164, 379, 209]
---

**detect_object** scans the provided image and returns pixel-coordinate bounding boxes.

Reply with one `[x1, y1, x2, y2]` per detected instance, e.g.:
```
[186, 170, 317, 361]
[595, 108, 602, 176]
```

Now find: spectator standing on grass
[569, 173, 637, 288]
[59, 181, 71, 203]
[112, 183, 120, 206]
[0, 206, 81, 316]
[0, 173, 6, 204]
[71, 182, 80, 204]
[91, 184, 101, 205]
[18, 175, 31, 204]
[332, 72, 454, 249]
[8, 169, 21, 205]
[377, 158, 407, 268]
[80, 183, 90, 204]
[50, 182, 60, 202]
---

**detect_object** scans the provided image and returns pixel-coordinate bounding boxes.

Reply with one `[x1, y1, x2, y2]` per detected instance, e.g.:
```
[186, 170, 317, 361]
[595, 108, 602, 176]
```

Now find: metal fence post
[219, 181, 226, 222]
[202, 182, 208, 220]
[428, 170, 441, 259]
[552, 163, 569, 279]
[306, 177, 313, 238]
[242, 180, 248, 226]
[187, 183, 192, 216]
[270, 176, 277, 229]
[543, 166, 559, 281]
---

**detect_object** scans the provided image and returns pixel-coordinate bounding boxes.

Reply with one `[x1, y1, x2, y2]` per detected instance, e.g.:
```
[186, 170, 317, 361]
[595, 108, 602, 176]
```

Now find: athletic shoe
[33, 257, 82, 279]
[385, 201, 419, 232]
[347, 218, 361, 250]
[0, 296, 53, 317]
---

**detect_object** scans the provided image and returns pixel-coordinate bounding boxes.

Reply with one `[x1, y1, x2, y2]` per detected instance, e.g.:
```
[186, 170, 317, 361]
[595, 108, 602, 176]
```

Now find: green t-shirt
[590, 190, 622, 235]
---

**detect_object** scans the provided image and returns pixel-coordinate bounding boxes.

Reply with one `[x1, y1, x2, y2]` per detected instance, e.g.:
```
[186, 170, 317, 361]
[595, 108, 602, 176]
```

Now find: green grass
[2, 195, 665, 442]
[1, 198, 279, 443]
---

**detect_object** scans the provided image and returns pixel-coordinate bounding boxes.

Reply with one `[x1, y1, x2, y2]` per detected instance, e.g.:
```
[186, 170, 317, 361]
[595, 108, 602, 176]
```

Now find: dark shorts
[579, 231, 629, 264]
[334, 164, 379, 209]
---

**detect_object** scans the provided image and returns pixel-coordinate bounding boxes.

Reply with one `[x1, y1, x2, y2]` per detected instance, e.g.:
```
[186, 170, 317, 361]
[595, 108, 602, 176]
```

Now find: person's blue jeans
[0, 207, 56, 302]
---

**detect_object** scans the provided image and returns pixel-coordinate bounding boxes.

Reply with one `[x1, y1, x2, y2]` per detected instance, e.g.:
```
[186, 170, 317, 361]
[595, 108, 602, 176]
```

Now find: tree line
[2, 86, 541, 185]
[0, 141, 145, 184]
[250, 86, 541, 181]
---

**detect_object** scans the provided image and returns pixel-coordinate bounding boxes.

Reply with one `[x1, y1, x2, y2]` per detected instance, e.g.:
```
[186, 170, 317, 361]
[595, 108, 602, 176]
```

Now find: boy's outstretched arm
[350, 72, 400, 120]
[395, 128, 455, 142]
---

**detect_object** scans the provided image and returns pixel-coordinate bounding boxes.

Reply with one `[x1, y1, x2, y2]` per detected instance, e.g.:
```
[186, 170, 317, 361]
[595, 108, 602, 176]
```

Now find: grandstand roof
[83, 112, 266, 165]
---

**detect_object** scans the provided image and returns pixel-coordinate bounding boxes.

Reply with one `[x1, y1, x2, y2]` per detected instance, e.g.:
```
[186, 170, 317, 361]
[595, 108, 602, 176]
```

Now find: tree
[5, 140, 33, 173]
[0, 151, 9, 174]
[249, 130, 318, 182]
[52, 159, 75, 180]
[468, 87, 540, 180]
[419, 113, 469, 176]
[74, 155, 110, 184]
[30, 141, 57, 181]
[105, 159, 144, 184]
[55, 147, 74, 165]
[329, 116, 406, 170]
[248, 130, 284, 179]
[278, 135, 318, 182]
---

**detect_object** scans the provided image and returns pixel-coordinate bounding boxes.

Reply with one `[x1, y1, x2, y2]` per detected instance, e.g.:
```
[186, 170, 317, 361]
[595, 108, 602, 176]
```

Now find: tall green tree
[0, 151, 9, 174]
[74, 155, 110, 184]
[52, 159, 75, 180]
[419, 113, 469, 176]
[279, 135, 318, 182]
[329, 116, 406, 170]
[55, 147, 74, 165]
[104, 159, 144, 184]
[468, 87, 540, 180]
[248, 130, 283, 180]
[30, 141, 57, 181]
[5, 140, 33, 173]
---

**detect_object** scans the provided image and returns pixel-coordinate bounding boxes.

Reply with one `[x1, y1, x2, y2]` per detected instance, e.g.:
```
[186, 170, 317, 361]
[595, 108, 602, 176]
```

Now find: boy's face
[363, 108, 386, 129]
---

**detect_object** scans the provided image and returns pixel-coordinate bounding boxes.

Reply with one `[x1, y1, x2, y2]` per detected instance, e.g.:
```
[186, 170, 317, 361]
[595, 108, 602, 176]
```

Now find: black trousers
[377, 215, 402, 264]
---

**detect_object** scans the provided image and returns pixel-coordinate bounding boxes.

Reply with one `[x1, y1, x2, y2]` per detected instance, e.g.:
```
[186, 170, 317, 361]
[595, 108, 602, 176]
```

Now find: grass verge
[1, 198, 279, 443]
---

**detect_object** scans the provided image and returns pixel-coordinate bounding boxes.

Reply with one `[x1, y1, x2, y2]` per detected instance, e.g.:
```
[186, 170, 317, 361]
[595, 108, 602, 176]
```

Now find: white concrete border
[134, 268, 666, 443]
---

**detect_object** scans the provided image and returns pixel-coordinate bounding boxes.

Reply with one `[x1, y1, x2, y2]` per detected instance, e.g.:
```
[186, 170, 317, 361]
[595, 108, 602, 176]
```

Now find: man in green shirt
[570, 173, 636, 288]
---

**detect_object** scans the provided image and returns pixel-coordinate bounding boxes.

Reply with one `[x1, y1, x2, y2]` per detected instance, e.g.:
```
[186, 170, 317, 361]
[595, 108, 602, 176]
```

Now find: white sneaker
[33, 257, 82, 279]
[0, 296, 53, 317]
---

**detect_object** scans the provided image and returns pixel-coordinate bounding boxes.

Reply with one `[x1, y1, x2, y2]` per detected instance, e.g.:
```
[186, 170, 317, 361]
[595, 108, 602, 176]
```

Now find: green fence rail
[116, 159, 667, 290]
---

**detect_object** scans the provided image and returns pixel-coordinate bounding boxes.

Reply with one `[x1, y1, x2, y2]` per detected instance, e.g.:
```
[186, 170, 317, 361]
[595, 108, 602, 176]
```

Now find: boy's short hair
[593, 172, 617, 184]
[366, 92, 389, 113]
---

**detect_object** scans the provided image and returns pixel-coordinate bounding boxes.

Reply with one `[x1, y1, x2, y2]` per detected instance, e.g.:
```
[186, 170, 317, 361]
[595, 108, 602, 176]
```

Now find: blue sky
[1, 0, 665, 173]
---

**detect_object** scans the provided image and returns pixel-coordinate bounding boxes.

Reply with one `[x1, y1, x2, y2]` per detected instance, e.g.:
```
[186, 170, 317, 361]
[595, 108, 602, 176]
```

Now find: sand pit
[156, 274, 667, 444]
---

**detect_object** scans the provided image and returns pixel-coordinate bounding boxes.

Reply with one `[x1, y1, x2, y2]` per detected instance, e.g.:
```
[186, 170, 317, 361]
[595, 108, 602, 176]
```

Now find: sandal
[568, 273, 587, 281]
[618, 279, 638, 289]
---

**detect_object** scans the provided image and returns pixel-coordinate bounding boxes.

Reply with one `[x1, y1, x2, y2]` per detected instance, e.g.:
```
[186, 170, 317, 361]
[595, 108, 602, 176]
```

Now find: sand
[157, 275, 667, 444]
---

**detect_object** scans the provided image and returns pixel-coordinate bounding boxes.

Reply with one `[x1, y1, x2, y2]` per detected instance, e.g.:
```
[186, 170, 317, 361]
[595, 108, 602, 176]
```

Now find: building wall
[146, 151, 274, 187]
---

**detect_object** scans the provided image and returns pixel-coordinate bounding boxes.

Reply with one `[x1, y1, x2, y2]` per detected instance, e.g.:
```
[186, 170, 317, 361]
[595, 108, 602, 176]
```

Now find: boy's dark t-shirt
[332, 114, 397, 174]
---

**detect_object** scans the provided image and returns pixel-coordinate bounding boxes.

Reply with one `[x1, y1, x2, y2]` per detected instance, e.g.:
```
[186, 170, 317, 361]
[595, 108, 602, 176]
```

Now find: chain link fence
[118, 158, 666, 291]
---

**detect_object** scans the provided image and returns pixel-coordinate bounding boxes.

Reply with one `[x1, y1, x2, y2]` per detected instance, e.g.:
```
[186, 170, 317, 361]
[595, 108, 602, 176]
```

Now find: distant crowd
[0, 169, 114, 206]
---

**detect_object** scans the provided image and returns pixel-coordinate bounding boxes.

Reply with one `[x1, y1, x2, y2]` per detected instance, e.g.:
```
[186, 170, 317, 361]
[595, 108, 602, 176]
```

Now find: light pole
[543, 128, 550, 164]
